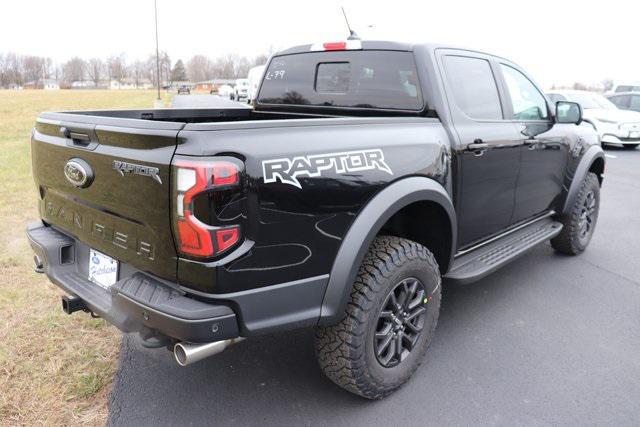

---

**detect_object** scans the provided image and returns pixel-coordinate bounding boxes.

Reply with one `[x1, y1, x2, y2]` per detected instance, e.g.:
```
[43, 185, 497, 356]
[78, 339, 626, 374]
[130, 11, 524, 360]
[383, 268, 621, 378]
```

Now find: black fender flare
[318, 177, 457, 326]
[562, 145, 605, 214]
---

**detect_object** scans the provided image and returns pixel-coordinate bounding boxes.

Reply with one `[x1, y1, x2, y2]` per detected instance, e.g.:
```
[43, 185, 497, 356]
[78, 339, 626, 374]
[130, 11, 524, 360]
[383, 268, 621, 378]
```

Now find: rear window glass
[258, 51, 423, 111]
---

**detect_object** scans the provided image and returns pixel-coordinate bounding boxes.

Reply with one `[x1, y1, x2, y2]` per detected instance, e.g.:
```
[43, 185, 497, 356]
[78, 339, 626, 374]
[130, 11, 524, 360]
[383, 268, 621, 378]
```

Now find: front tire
[551, 172, 600, 255]
[315, 236, 442, 399]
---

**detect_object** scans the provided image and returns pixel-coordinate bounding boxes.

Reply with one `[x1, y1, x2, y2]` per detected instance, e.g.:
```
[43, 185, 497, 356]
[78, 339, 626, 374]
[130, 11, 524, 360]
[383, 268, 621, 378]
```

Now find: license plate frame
[88, 248, 119, 289]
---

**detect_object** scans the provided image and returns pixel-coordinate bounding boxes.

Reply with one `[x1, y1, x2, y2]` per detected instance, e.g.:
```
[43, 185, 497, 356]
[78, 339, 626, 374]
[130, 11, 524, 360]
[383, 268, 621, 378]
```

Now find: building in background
[24, 79, 60, 90]
[110, 78, 153, 90]
[194, 79, 236, 93]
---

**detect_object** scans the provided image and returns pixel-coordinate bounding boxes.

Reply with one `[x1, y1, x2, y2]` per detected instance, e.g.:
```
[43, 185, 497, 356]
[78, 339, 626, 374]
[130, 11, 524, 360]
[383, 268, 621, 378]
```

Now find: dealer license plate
[88, 249, 119, 289]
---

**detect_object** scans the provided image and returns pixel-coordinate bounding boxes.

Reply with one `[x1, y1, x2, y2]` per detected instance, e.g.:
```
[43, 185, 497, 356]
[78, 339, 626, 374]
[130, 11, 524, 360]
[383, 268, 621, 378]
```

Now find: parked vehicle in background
[612, 83, 640, 93]
[607, 92, 640, 113]
[177, 85, 191, 95]
[234, 78, 250, 101]
[247, 65, 266, 104]
[547, 90, 640, 149]
[216, 84, 235, 98]
[28, 41, 604, 400]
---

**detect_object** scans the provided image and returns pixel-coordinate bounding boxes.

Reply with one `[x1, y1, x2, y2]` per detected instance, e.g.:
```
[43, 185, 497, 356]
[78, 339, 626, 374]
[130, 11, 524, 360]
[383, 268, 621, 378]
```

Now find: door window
[443, 55, 503, 120]
[500, 65, 548, 120]
[630, 96, 640, 111]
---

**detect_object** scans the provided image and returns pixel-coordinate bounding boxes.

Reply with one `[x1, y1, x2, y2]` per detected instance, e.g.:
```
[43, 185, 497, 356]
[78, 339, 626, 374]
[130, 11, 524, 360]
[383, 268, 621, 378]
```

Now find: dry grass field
[0, 90, 168, 425]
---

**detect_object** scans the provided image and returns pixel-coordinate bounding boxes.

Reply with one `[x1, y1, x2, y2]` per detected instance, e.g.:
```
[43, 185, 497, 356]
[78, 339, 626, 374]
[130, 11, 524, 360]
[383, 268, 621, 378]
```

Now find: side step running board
[445, 219, 563, 285]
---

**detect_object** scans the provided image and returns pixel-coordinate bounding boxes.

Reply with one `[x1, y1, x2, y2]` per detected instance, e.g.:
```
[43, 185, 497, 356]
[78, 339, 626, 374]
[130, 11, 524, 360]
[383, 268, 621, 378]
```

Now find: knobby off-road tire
[315, 236, 442, 399]
[551, 172, 600, 255]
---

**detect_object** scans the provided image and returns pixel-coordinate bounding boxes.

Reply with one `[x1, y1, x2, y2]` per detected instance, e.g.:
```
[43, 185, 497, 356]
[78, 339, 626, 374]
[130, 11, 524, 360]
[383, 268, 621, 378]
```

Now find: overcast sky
[2, 0, 638, 89]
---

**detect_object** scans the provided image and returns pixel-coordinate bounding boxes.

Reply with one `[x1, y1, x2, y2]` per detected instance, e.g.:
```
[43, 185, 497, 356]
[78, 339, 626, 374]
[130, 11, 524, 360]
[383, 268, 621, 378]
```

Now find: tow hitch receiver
[61, 295, 86, 314]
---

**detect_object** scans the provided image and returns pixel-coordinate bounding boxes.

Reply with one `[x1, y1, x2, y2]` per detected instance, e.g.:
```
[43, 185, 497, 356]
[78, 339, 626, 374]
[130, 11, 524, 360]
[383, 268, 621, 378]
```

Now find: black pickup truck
[28, 40, 604, 399]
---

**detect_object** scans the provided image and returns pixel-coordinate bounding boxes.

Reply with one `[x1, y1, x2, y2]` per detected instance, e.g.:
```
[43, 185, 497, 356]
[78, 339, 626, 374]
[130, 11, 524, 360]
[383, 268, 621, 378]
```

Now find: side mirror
[555, 101, 582, 125]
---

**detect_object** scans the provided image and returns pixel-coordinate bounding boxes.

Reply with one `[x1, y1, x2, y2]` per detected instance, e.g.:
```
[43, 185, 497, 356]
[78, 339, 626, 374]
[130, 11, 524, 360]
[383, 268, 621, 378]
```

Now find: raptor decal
[262, 149, 393, 188]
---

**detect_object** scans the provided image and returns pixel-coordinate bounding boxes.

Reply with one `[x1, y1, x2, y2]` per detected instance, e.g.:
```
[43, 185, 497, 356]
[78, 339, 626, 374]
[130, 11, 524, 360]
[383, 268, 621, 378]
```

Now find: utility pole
[154, 0, 161, 102]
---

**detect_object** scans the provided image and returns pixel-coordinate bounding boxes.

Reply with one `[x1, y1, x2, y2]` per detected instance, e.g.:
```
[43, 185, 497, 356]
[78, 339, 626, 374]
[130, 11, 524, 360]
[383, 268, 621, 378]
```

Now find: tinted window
[547, 93, 567, 103]
[630, 96, 640, 111]
[316, 62, 350, 93]
[258, 51, 423, 110]
[443, 56, 503, 120]
[616, 85, 632, 93]
[500, 65, 548, 120]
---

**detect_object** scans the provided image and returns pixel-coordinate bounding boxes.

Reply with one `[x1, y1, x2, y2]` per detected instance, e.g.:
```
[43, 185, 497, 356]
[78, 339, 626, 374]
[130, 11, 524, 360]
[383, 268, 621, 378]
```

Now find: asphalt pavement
[108, 147, 640, 426]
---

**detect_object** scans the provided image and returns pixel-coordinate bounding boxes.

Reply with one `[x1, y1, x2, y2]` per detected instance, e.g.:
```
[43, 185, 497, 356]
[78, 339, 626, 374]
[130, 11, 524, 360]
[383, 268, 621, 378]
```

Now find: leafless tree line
[0, 51, 269, 88]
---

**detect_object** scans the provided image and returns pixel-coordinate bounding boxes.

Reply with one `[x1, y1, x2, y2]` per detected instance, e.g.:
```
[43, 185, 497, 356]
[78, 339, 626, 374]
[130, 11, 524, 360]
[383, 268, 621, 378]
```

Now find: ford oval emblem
[64, 158, 94, 188]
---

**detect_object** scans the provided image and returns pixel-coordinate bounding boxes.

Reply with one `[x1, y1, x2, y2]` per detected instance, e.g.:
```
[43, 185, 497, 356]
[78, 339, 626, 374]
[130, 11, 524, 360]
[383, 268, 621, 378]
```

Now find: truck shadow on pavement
[108, 278, 489, 426]
[107, 240, 640, 426]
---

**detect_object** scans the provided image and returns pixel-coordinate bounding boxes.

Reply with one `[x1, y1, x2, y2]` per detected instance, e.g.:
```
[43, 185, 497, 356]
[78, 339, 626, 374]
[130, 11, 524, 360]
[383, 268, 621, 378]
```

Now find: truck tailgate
[31, 116, 183, 281]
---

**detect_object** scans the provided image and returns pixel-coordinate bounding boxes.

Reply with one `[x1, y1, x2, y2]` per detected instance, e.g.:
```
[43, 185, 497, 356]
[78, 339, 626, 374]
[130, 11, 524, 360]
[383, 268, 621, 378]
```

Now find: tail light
[172, 157, 243, 258]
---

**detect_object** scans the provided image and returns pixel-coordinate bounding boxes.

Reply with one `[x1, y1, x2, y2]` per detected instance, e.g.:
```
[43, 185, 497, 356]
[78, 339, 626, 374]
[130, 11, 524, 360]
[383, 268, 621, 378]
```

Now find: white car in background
[612, 83, 640, 93]
[217, 84, 235, 99]
[547, 90, 640, 149]
[247, 65, 266, 104]
[234, 78, 250, 101]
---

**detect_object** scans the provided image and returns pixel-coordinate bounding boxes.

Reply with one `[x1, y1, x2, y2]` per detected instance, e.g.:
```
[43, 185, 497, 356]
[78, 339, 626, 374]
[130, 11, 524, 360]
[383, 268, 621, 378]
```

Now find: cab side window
[443, 55, 503, 120]
[500, 64, 548, 121]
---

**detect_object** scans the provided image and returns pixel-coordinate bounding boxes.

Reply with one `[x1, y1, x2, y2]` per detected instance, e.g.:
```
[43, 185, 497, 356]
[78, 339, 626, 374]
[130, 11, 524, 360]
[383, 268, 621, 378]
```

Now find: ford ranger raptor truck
[27, 40, 604, 399]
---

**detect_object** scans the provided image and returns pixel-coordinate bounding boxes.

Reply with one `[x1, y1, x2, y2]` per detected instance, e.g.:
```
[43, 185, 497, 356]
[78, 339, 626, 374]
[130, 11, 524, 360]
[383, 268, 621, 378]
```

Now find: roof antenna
[341, 6, 360, 40]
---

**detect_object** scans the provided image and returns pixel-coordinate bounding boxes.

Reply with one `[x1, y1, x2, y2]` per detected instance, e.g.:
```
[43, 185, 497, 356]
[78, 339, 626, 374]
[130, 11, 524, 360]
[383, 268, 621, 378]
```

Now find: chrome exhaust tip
[174, 338, 244, 367]
[33, 254, 44, 273]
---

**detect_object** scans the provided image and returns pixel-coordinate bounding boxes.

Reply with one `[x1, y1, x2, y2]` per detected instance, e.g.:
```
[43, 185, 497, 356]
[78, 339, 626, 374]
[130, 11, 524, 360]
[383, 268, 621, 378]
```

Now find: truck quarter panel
[174, 119, 452, 294]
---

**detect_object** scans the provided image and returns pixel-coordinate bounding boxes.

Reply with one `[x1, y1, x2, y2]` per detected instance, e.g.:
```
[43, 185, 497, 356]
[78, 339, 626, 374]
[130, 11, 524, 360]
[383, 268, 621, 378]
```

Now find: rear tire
[315, 236, 442, 399]
[551, 172, 600, 255]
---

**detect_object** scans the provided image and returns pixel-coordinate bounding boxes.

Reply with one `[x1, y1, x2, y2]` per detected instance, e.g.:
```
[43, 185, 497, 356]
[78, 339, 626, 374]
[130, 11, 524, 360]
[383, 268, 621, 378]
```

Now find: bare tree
[187, 55, 212, 82]
[62, 57, 87, 84]
[252, 54, 269, 67]
[86, 58, 105, 87]
[129, 60, 146, 87]
[160, 51, 171, 86]
[235, 56, 251, 78]
[0, 50, 271, 88]
[22, 56, 46, 83]
[5, 53, 25, 85]
[601, 78, 614, 92]
[107, 54, 127, 82]
[0, 54, 7, 87]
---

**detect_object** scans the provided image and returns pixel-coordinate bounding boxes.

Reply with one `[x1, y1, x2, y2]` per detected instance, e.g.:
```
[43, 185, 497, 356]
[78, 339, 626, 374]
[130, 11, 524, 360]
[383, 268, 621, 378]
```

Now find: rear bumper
[27, 221, 330, 342]
[27, 221, 239, 343]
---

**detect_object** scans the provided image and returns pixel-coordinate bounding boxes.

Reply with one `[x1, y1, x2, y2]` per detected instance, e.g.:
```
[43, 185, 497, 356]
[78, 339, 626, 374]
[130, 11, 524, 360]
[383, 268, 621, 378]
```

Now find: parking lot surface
[108, 148, 640, 426]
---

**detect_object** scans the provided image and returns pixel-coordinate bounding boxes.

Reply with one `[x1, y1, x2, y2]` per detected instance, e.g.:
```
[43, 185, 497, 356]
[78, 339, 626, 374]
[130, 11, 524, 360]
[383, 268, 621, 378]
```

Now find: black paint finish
[29, 42, 603, 337]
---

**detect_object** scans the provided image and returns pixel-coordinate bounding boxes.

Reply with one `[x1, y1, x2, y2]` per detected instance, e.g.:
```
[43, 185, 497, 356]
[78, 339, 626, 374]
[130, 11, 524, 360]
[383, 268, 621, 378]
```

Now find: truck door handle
[524, 140, 539, 150]
[466, 140, 489, 151]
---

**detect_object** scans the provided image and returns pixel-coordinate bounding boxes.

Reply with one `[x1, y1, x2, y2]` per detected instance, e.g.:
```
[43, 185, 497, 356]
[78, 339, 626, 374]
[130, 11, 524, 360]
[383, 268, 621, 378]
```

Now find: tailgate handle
[60, 127, 90, 143]
[59, 124, 98, 149]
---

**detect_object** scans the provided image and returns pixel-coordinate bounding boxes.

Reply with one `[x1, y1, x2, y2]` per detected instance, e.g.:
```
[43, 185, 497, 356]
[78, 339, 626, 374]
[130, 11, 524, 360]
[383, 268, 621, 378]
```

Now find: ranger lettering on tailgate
[44, 200, 155, 260]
